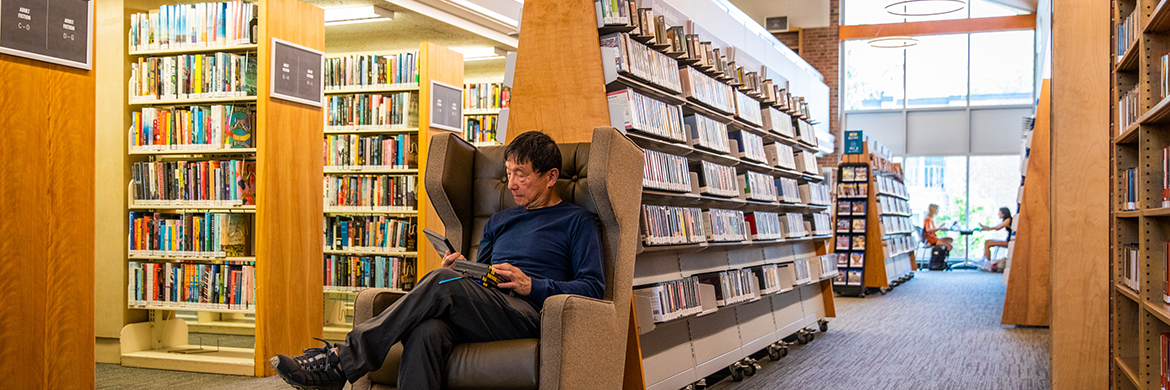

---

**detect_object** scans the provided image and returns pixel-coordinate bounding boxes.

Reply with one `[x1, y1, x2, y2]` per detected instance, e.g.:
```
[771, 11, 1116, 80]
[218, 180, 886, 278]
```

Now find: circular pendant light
[868, 36, 919, 48]
[885, 0, 966, 16]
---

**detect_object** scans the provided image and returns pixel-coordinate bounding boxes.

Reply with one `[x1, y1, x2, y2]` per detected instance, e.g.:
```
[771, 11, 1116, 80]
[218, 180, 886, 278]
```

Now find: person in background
[923, 204, 953, 251]
[979, 207, 1014, 262]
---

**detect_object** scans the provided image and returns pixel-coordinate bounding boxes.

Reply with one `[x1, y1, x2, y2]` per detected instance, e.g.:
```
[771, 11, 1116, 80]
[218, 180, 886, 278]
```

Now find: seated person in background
[923, 203, 953, 251]
[270, 131, 606, 390]
[979, 207, 1014, 261]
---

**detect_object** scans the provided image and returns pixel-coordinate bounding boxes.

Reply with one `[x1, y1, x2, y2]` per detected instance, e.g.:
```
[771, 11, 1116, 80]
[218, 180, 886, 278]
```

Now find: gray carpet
[707, 270, 1050, 390]
[98, 271, 1050, 390]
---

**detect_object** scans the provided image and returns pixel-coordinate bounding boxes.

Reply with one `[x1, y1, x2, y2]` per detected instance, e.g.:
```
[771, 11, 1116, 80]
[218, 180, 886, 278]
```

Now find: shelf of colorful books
[1118, 40, 1139, 72]
[324, 84, 420, 95]
[606, 74, 688, 106]
[323, 250, 418, 257]
[130, 96, 258, 106]
[1140, 96, 1170, 124]
[323, 127, 419, 135]
[129, 43, 260, 57]
[1115, 356, 1139, 388]
[463, 108, 501, 116]
[1116, 282, 1140, 303]
[322, 167, 418, 175]
[1150, 0, 1170, 33]
[1116, 210, 1142, 218]
[132, 305, 255, 315]
[129, 148, 257, 156]
[127, 255, 257, 263]
[1116, 123, 1141, 145]
[323, 208, 418, 217]
[1144, 300, 1170, 326]
[128, 205, 257, 213]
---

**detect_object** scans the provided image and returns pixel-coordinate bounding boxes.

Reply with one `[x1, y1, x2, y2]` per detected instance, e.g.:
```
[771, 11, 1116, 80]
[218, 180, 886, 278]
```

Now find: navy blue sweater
[476, 201, 605, 307]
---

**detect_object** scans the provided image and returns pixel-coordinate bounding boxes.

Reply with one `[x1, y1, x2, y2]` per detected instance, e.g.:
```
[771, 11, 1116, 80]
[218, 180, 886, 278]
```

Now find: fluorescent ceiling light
[453, 46, 508, 61]
[324, 6, 394, 26]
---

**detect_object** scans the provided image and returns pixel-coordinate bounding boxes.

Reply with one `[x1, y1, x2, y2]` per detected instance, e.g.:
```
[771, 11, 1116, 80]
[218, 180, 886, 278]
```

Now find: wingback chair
[350, 126, 643, 390]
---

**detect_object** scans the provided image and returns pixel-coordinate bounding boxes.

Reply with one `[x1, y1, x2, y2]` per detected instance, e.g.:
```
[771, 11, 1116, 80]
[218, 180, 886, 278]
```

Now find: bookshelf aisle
[319, 42, 462, 340]
[508, 0, 836, 388]
[833, 137, 915, 298]
[116, 0, 325, 376]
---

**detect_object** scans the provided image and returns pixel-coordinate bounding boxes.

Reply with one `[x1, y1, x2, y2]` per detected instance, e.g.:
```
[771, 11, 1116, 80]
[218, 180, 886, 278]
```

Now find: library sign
[429, 80, 463, 132]
[270, 38, 324, 107]
[0, 0, 92, 70]
[844, 130, 864, 155]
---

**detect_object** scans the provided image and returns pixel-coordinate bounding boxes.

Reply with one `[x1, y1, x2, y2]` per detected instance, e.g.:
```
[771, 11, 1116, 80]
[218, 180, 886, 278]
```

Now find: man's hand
[493, 263, 532, 296]
[441, 250, 465, 269]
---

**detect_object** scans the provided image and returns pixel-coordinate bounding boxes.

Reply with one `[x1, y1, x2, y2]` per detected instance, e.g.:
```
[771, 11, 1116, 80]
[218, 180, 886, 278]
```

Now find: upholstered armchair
[351, 126, 643, 390]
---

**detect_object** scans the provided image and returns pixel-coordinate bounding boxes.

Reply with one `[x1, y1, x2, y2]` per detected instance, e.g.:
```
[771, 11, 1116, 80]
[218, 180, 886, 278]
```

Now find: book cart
[507, 0, 837, 388]
[318, 41, 464, 340]
[1109, 0, 1170, 387]
[832, 139, 915, 298]
[117, 0, 325, 376]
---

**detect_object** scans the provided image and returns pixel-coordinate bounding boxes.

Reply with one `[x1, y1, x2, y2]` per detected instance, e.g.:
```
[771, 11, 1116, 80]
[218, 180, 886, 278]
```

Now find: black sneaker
[270, 338, 347, 390]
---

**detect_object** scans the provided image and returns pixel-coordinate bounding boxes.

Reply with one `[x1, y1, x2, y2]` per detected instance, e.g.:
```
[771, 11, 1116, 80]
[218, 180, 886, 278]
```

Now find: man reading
[270, 131, 605, 390]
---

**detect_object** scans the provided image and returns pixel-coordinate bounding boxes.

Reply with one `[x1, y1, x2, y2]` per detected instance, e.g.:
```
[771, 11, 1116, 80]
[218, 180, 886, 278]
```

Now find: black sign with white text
[270, 38, 323, 107]
[0, 0, 91, 69]
[430, 80, 463, 132]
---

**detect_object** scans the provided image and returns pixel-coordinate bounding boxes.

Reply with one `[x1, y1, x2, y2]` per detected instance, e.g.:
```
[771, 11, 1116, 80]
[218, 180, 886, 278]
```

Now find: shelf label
[844, 130, 863, 154]
[429, 80, 463, 132]
[0, 0, 91, 70]
[270, 37, 323, 107]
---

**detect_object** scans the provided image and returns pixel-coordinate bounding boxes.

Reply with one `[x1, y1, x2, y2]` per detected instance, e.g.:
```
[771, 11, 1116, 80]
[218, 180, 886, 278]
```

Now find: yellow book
[195, 54, 203, 95]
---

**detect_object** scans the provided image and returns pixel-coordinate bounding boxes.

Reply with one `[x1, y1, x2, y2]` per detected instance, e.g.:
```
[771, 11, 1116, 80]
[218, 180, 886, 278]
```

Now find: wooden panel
[1051, 0, 1109, 386]
[819, 279, 836, 318]
[838, 14, 1037, 40]
[1002, 79, 1051, 326]
[863, 163, 891, 288]
[623, 304, 646, 390]
[0, 50, 96, 389]
[255, 0, 325, 377]
[419, 42, 464, 275]
[508, 0, 611, 143]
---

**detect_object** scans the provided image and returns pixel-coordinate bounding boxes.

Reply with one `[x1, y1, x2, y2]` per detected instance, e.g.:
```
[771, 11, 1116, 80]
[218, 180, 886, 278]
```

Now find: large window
[903, 154, 1021, 260]
[844, 0, 1032, 26]
[843, 30, 1035, 111]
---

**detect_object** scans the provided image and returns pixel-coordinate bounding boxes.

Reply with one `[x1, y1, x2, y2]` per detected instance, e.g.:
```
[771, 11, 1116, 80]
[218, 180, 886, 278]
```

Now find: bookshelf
[833, 139, 916, 298]
[1001, 79, 1051, 327]
[463, 81, 509, 145]
[508, 0, 835, 388]
[114, 0, 325, 377]
[319, 42, 464, 339]
[1108, 0, 1170, 387]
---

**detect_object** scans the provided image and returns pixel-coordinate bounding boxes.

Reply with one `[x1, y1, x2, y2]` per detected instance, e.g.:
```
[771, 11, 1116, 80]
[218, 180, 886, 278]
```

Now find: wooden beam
[1050, 0, 1109, 385]
[418, 42, 465, 274]
[838, 14, 1036, 40]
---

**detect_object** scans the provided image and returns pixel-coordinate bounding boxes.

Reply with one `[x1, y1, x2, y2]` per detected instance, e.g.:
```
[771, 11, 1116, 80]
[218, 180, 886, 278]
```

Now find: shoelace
[294, 338, 337, 373]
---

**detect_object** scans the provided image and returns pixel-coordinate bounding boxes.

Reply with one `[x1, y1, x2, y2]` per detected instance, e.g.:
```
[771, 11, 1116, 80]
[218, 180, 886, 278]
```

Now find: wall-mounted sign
[270, 37, 323, 107]
[430, 80, 462, 132]
[844, 130, 864, 154]
[0, 0, 92, 70]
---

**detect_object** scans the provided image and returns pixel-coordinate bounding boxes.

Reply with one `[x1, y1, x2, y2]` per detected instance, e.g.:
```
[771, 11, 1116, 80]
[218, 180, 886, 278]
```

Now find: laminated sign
[270, 37, 324, 107]
[0, 0, 92, 69]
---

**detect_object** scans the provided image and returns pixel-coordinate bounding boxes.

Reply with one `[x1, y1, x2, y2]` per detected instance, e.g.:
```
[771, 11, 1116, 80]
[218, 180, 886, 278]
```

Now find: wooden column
[1051, 1, 1110, 388]
[0, 47, 96, 389]
[508, 0, 611, 143]
[255, 0, 325, 376]
[1002, 79, 1051, 327]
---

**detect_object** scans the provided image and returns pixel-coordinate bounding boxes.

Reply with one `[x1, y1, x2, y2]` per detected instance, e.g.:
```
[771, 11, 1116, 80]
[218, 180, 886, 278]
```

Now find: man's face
[505, 158, 554, 208]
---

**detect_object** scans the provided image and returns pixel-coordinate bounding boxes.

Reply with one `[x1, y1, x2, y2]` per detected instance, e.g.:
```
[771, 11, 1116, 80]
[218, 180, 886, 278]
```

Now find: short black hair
[505, 131, 561, 174]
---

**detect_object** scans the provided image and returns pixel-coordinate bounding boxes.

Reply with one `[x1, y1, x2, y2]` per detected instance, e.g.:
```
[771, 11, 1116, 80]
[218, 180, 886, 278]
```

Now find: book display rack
[117, 0, 325, 376]
[319, 42, 461, 340]
[833, 139, 915, 298]
[1107, 0, 1170, 387]
[507, 0, 835, 388]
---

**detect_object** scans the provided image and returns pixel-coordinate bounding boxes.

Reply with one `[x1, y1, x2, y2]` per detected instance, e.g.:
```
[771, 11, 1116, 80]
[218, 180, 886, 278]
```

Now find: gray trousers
[336, 267, 542, 389]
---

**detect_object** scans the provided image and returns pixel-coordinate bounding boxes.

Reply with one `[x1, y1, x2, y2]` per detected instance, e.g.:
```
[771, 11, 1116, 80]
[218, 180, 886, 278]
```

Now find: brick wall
[779, 0, 841, 170]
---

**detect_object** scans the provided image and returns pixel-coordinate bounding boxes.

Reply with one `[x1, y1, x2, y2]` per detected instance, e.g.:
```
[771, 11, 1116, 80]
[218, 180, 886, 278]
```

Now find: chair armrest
[538, 295, 624, 390]
[354, 288, 407, 325]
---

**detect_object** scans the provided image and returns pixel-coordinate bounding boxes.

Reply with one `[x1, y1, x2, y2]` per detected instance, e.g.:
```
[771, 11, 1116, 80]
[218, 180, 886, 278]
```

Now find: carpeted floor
[706, 270, 1050, 390]
[97, 270, 1049, 390]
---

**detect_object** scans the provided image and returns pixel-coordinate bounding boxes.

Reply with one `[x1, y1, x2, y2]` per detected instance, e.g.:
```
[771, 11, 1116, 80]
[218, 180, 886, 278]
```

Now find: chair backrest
[425, 127, 642, 305]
